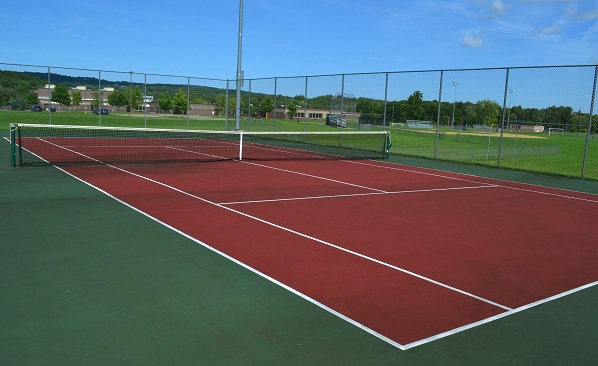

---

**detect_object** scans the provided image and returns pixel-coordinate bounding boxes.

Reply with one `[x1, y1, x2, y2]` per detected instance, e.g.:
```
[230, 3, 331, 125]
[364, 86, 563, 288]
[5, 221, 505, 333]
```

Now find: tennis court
[3, 124, 598, 364]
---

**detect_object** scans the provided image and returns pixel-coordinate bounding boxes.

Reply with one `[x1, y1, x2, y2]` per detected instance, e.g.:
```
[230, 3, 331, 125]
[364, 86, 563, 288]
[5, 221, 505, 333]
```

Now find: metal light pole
[235, 0, 243, 130]
[451, 81, 459, 128]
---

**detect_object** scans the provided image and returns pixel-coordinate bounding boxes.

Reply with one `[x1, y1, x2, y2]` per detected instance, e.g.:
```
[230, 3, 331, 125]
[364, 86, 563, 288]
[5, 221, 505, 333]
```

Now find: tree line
[352, 91, 592, 132]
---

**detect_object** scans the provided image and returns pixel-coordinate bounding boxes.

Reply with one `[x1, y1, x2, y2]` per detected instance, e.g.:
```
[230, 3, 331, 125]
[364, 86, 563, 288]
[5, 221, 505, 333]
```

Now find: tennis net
[10, 124, 391, 166]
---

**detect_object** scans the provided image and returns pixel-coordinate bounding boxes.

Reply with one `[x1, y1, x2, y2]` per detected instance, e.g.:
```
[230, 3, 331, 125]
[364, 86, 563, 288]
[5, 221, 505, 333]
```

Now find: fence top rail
[234, 64, 598, 82]
[2, 61, 596, 84]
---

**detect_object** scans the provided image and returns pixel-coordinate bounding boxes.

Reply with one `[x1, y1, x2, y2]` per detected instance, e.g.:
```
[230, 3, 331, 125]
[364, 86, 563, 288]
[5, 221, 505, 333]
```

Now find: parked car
[31, 105, 43, 112]
[92, 109, 109, 115]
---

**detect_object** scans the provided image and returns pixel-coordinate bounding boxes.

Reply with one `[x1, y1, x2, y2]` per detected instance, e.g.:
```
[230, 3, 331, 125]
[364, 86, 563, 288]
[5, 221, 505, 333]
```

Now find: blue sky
[1, 0, 596, 80]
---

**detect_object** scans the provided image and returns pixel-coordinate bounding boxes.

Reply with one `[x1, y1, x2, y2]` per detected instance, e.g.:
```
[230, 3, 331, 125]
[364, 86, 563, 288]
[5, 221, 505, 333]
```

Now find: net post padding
[239, 131, 244, 161]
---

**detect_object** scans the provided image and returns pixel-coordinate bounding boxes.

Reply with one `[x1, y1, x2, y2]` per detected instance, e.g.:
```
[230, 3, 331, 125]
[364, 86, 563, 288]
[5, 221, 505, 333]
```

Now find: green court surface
[1, 131, 598, 365]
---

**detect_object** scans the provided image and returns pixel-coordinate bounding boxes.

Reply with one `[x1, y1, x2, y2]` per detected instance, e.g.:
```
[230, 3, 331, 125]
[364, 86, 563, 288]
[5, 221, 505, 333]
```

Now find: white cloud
[532, 24, 564, 37]
[579, 9, 598, 20]
[489, 0, 509, 17]
[462, 33, 485, 47]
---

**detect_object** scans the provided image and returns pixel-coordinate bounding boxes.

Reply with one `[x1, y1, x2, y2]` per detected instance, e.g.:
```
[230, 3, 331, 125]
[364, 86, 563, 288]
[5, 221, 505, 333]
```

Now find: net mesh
[10, 124, 390, 166]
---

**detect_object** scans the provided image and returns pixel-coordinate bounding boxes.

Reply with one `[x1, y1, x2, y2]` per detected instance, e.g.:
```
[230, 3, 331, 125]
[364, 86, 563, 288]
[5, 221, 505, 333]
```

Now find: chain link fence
[1, 62, 596, 179]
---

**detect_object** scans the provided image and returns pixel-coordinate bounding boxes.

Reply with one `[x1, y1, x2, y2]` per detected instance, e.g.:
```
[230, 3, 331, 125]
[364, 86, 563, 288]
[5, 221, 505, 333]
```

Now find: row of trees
[206, 90, 592, 132]
[352, 91, 592, 132]
[200, 90, 592, 132]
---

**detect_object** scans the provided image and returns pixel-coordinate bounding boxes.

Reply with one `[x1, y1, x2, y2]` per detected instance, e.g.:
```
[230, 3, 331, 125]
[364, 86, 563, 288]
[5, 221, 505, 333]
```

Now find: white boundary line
[5, 136, 598, 350]
[402, 281, 598, 349]
[40, 161, 598, 350]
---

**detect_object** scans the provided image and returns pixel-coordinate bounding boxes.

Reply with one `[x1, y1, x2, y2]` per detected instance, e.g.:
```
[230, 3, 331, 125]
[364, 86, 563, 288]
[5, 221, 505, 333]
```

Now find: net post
[385, 132, 392, 159]
[10, 124, 16, 167]
[239, 131, 244, 161]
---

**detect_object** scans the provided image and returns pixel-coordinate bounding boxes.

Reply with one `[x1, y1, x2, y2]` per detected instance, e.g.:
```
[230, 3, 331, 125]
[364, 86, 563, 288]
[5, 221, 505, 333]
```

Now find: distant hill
[0, 70, 45, 103]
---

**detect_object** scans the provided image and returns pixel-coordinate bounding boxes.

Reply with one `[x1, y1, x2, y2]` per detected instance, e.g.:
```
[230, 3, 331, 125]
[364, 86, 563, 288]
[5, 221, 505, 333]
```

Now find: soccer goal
[548, 127, 564, 136]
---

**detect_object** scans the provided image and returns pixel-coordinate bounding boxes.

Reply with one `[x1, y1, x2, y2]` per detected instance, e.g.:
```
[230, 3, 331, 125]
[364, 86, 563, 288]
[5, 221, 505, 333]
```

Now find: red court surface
[54, 158, 598, 349]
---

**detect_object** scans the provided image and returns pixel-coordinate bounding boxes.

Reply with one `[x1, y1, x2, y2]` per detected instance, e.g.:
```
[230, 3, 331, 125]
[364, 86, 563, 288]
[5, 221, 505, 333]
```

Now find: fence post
[273, 77, 277, 130]
[581, 65, 597, 179]
[144, 74, 149, 128]
[247, 79, 252, 129]
[383, 72, 389, 129]
[225, 79, 229, 130]
[129, 71, 133, 117]
[497, 67, 510, 167]
[47, 67, 52, 125]
[434, 70, 444, 160]
[304, 76, 308, 133]
[341, 74, 345, 118]
[186, 77, 190, 128]
[98, 70, 102, 126]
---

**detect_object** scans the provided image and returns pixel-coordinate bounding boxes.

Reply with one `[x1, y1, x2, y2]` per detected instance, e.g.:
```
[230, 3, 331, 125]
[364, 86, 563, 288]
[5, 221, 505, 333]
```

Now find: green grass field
[385, 126, 598, 180]
[2, 110, 597, 180]
[0, 110, 332, 132]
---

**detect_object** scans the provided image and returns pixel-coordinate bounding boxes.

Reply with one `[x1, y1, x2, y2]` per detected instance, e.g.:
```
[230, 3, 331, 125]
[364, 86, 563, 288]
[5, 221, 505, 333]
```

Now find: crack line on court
[171, 297, 218, 334]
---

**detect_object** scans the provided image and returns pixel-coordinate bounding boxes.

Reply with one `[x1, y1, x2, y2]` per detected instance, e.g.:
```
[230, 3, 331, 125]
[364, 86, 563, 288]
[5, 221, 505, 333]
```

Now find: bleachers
[406, 120, 434, 129]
